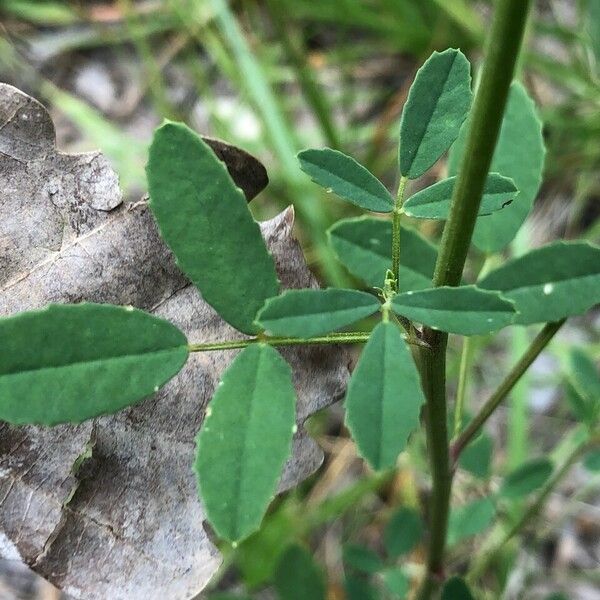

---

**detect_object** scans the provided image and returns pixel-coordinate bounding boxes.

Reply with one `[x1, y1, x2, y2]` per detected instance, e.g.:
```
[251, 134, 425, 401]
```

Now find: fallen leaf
[0, 83, 349, 600]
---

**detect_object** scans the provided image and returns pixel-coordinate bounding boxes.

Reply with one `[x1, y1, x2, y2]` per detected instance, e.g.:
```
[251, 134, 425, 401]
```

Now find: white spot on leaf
[543, 283, 554, 295]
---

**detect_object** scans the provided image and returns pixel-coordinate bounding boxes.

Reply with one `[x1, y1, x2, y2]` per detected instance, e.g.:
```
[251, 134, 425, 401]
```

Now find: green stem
[416, 1, 533, 596]
[188, 331, 431, 353]
[391, 176, 408, 287]
[451, 319, 565, 461]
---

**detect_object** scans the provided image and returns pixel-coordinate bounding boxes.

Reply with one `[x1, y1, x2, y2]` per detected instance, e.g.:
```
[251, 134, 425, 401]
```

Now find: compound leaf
[479, 242, 600, 325]
[195, 344, 296, 542]
[328, 217, 437, 291]
[256, 288, 380, 337]
[147, 121, 279, 335]
[499, 457, 554, 499]
[449, 82, 545, 252]
[403, 173, 517, 220]
[298, 148, 393, 212]
[274, 544, 326, 600]
[391, 285, 516, 335]
[0, 303, 188, 425]
[345, 322, 425, 471]
[400, 48, 472, 179]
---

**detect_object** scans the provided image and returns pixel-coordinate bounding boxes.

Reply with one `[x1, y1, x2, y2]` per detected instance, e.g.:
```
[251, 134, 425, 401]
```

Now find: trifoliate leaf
[384, 507, 424, 558]
[274, 545, 326, 600]
[448, 497, 495, 546]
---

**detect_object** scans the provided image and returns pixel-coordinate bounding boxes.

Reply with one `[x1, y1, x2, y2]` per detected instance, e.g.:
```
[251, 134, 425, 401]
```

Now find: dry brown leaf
[0, 83, 349, 600]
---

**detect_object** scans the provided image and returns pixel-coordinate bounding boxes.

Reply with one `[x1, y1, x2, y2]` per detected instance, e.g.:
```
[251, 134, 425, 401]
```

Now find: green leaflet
[298, 148, 393, 212]
[328, 217, 437, 291]
[403, 173, 517, 220]
[274, 545, 326, 600]
[447, 497, 495, 546]
[391, 285, 516, 335]
[383, 507, 424, 558]
[458, 433, 493, 479]
[195, 344, 296, 542]
[583, 450, 600, 472]
[499, 457, 554, 499]
[399, 48, 472, 179]
[0, 303, 188, 425]
[449, 82, 545, 252]
[479, 241, 600, 325]
[147, 121, 279, 335]
[441, 577, 475, 600]
[257, 288, 380, 337]
[343, 545, 384, 574]
[382, 568, 410, 598]
[568, 348, 600, 422]
[344, 322, 425, 471]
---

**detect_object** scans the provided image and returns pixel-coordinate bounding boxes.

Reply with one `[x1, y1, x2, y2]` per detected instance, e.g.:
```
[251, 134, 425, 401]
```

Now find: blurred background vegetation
[1, 1, 599, 599]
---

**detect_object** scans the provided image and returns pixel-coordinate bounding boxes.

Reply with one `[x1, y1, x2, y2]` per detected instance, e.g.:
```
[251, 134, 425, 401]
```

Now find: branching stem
[415, 1, 533, 597]
[451, 319, 565, 461]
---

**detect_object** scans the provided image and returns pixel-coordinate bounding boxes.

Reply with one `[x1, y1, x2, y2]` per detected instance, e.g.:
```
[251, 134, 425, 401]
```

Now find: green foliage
[381, 568, 410, 598]
[449, 82, 545, 252]
[0, 304, 188, 425]
[479, 242, 600, 325]
[298, 148, 393, 212]
[447, 497, 495, 546]
[441, 577, 475, 600]
[403, 174, 517, 220]
[399, 49, 472, 179]
[274, 545, 326, 600]
[328, 217, 437, 290]
[147, 121, 279, 334]
[567, 348, 600, 424]
[391, 285, 516, 335]
[344, 575, 380, 600]
[384, 507, 424, 558]
[343, 544, 385, 574]
[344, 322, 425, 471]
[194, 344, 296, 542]
[499, 457, 554, 499]
[458, 433, 493, 479]
[256, 288, 381, 337]
[583, 449, 600, 472]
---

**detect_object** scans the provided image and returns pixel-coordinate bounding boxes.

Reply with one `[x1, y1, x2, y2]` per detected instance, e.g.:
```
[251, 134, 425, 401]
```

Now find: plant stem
[416, 1, 533, 596]
[391, 176, 407, 287]
[188, 331, 431, 353]
[451, 319, 565, 461]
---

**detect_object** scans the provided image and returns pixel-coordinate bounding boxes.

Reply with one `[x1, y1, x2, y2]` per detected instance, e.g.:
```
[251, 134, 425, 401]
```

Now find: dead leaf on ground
[0, 83, 349, 600]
